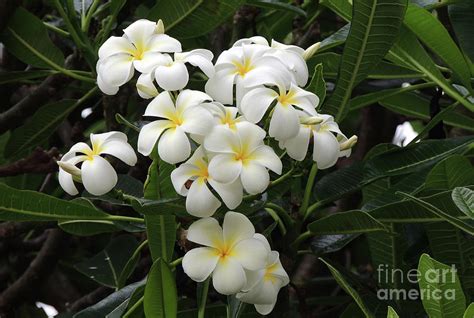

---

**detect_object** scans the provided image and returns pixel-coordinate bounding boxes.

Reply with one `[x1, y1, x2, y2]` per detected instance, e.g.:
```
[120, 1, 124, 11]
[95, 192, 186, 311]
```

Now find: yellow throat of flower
[233, 58, 254, 77]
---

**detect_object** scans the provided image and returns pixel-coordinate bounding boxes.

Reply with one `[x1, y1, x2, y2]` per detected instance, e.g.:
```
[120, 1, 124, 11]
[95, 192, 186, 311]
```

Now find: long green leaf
[0, 7, 64, 68]
[452, 187, 474, 220]
[308, 210, 389, 234]
[144, 258, 177, 318]
[448, 2, 474, 62]
[424, 155, 474, 192]
[320, 0, 407, 120]
[418, 254, 466, 318]
[404, 3, 472, 91]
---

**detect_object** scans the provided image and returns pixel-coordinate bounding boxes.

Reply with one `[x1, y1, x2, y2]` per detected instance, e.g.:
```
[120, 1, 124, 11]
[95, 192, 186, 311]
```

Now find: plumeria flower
[205, 44, 292, 106]
[57, 132, 137, 196]
[97, 19, 181, 95]
[182, 212, 268, 295]
[280, 110, 354, 169]
[171, 147, 243, 217]
[204, 122, 282, 194]
[237, 234, 290, 315]
[137, 90, 214, 164]
[240, 76, 319, 141]
[233, 36, 309, 86]
[202, 102, 244, 130]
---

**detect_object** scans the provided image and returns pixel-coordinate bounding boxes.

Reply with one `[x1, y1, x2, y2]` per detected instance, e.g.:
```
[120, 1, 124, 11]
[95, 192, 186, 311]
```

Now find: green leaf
[75, 235, 139, 288]
[318, 23, 350, 53]
[147, 0, 245, 39]
[73, 279, 145, 318]
[404, 3, 472, 91]
[397, 192, 474, 235]
[58, 219, 119, 236]
[452, 187, 474, 220]
[5, 100, 76, 159]
[310, 234, 359, 256]
[144, 258, 177, 318]
[308, 210, 388, 234]
[320, 0, 408, 120]
[464, 303, 474, 318]
[0, 70, 56, 84]
[449, 2, 474, 62]
[387, 306, 399, 318]
[117, 240, 148, 290]
[425, 155, 474, 191]
[0, 7, 64, 68]
[319, 258, 375, 318]
[0, 183, 112, 221]
[130, 198, 185, 216]
[245, 0, 306, 17]
[306, 64, 326, 107]
[418, 254, 466, 318]
[320, 0, 352, 21]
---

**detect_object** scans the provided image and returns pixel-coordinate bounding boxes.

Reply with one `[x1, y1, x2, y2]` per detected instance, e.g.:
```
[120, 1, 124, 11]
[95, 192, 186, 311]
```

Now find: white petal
[146, 34, 182, 52]
[155, 62, 189, 91]
[236, 122, 266, 152]
[233, 36, 269, 47]
[158, 127, 191, 164]
[222, 211, 255, 247]
[100, 140, 137, 166]
[98, 36, 134, 59]
[267, 252, 290, 284]
[171, 163, 195, 195]
[182, 247, 219, 282]
[91, 131, 127, 144]
[97, 73, 119, 95]
[137, 120, 172, 156]
[205, 69, 236, 105]
[98, 54, 134, 87]
[283, 126, 311, 161]
[240, 163, 270, 194]
[123, 19, 157, 50]
[240, 87, 277, 123]
[290, 84, 319, 112]
[187, 217, 223, 248]
[208, 178, 243, 210]
[181, 49, 215, 78]
[133, 52, 171, 73]
[204, 125, 240, 154]
[212, 258, 246, 295]
[144, 91, 176, 118]
[186, 179, 221, 217]
[69, 142, 92, 155]
[181, 106, 214, 136]
[269, 104, 300, 141]
[176, 89, 212, 113]
[81, 156, 118, 195]
[208, 154, 242, 184]
[253, 233, 271, 253]
[232, 238, 268, 270]
[313, 130, 340, 169]
[251, 145, 282, 174]
[136, 73, 158, 99]
[58, 168, 78, 195]
[255, 302, 277, 315]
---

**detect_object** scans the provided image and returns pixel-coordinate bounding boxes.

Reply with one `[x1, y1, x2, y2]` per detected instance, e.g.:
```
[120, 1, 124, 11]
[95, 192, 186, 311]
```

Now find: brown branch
[0, 229, 64, 315]
[0, 147, 60, 177]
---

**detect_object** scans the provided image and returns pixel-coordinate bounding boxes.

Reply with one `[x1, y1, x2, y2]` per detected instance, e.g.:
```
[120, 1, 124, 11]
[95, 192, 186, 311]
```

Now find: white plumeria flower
[137, 90, 214, 164]
[205, 44, 293, 106]
[57, 132, 137, 196]
[97, 19, 181, 95]
[280, 110, 351, 169]
[233, 36, 309, 86]
[182, 212, 269, 295]
[237, 234, 290, 315]
[204, 122, 282, 195]
[240, 76, 319, 141]
[171, 147, 243, 217]
[151, 49, 215, 91]
[202, 102, 244, 129]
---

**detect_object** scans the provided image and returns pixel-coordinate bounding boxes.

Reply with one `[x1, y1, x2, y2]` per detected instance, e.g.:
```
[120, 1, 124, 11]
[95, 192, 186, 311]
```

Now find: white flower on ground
[240, 77, 319, 141]
[182, 212, 269, 295]
[57, 132, 137, 196]
[280, 111, 352, 169]
[237, 234, 290, 315]
[137, 90, 213, 164]
[171, 147, 243, 217]
[202, 102, 243, 130]
[204, 122, 282, 194]
[205, 44, 292, 106]
[97, 19, 181, 95]
[233, 36, 309, 86]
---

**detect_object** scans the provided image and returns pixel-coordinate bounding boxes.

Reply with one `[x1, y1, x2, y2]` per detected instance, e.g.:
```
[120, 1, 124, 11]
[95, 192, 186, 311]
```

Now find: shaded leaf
[310, 234, 359, 255]
[308, 210, 388, 234]
[424, 155, 474, 192]
[452, 187, 474, 220]
[449, 2, 474, 62]
[306, 63, 326, 106]
[144, 258, 177, 318]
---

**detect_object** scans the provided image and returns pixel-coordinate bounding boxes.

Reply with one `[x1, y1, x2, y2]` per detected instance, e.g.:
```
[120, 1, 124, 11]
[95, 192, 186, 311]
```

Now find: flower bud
[156, 19, 165, 34]
[303, 42, 321, 60]
[300, 116, 324, 125]
[57, 161, 81, 177]
[340, 135, 358, 151]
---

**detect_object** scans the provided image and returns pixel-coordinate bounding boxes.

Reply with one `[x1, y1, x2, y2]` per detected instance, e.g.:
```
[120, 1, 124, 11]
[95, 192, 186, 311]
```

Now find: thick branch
[0, 147, 59, 177]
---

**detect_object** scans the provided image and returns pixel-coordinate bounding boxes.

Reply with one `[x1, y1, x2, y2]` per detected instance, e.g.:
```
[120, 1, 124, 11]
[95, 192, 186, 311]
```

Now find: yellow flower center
[263, 263, 279, 283]
[132, 47, 144, 60]
[84, 141, 103, 161]
[220, 112, 237, 129]
[233, 58, 254, 77]
[277, 90, 297, 106]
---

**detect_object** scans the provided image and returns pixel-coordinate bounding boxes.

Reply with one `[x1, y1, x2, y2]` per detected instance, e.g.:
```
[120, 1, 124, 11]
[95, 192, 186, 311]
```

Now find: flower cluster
[56, 19, 357, 315]
[183, 212, 289, 315]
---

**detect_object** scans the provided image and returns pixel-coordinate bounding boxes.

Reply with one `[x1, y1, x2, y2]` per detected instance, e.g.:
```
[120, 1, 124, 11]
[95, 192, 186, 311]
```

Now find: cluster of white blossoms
[57, 19, 357, 314]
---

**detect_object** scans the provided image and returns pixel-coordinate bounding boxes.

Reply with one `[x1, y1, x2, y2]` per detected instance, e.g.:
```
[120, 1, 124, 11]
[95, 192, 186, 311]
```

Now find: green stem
[81, 0, 100, 32]
[269, 166, 295, 187]
[44, 22, 70, 37]
[299, 163, 318, 216]
[305, 201, 322, 219]
[170, 257, 183, 268]
[106, 215, 145, 223]
[122, 295, 144, 318]
[198, 278, 210, 318]
[292, 230, 312, 249]
[264, 208, 286, 235]
[265, 203, 294, 227]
